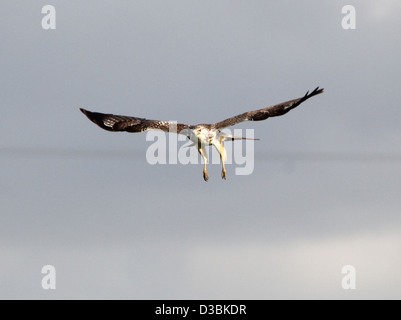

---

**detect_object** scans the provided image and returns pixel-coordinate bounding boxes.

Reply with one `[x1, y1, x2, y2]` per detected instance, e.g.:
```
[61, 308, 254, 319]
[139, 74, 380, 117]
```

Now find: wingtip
[80, 108, 95, 121]
[307, 87, 324, 97]
[315, 86, 324, 94]
[80, 108, 91, 116]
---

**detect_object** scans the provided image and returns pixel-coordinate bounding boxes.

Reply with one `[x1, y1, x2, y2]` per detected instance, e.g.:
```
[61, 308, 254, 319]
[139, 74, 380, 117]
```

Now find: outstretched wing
[80, 108, 189, 133]
[212, 87, 324, 130]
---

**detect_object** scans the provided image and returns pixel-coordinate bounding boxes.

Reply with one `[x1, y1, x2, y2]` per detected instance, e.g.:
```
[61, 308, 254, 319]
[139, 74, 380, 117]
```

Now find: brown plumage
[212, 87, 324, 129]
[79, 109, 189, 133]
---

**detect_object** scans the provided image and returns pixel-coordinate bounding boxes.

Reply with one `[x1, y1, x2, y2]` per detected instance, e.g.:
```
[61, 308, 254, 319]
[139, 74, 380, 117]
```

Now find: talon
[222, 170, 227, 180]
[203, 171, 209, 182]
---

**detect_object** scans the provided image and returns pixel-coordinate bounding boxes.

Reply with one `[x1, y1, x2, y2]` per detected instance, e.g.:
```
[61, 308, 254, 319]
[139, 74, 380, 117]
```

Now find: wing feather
[80, 109, 189, 133]
[212, 87, 324, 129]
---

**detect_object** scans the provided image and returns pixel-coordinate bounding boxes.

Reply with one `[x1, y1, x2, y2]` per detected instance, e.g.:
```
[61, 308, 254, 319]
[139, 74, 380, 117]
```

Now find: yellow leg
[219, 142, 227, 180]
[221, 164, 226, 180]
[198, 145, 209, 182]
[203, 162, 209, 181]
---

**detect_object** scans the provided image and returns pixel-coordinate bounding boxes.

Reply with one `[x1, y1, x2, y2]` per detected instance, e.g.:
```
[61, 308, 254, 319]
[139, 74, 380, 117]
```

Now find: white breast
[188, 128, 217, 146]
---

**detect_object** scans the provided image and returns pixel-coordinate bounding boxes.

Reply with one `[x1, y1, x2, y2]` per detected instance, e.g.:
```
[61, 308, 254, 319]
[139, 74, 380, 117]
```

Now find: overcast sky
[1, 0, 401, 299]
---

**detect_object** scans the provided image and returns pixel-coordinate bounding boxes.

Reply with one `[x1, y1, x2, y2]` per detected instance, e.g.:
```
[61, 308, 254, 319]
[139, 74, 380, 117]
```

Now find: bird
[80, 87, 323, 181]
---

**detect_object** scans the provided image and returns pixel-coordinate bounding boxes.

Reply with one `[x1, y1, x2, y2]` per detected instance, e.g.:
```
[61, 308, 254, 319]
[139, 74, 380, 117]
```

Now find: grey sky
[1, 1, 401, 299]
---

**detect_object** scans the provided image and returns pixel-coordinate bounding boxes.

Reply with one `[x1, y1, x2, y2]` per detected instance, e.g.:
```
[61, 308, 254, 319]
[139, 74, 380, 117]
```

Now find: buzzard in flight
[80, 87, 323, 181]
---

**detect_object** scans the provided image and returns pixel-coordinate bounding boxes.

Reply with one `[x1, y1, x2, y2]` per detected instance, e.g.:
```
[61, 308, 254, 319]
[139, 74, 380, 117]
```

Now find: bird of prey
[80, 87, 323, 181]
